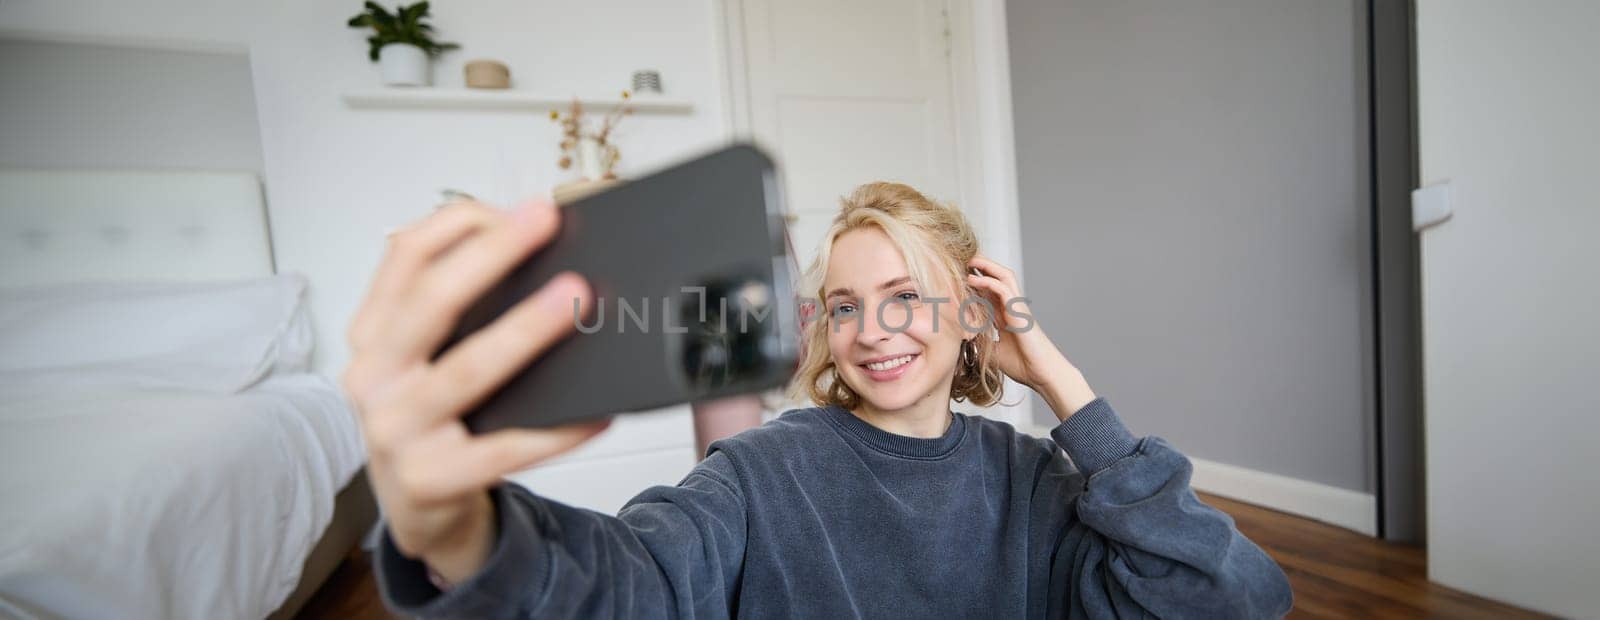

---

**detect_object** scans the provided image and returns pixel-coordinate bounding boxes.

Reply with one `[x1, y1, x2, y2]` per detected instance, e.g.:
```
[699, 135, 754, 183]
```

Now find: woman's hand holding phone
[341, 199, 610, 584]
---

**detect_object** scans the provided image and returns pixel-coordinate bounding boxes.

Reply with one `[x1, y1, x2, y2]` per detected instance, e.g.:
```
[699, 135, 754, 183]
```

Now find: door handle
[1412, 182, 1454, 232]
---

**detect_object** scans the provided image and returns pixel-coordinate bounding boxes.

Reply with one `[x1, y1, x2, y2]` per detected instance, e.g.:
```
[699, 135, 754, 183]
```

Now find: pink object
[691, 395, 765, 457]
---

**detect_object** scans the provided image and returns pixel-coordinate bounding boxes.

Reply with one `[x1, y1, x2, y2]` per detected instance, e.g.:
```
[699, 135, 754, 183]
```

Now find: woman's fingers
[395, 421, 611, 504]
[968, 273, 1022, 329]
[413, 200, 560, 317]
[967, 272, 1012, 301]
[969, 254, 1022, 294]
[414, 271, 593, 423]
[380, 201, 561, 360]
[350, 201, 512, 353]
[452, 421, 611, 493]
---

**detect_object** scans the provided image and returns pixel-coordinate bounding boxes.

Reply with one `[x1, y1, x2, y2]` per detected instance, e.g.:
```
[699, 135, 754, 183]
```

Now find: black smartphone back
[440, 144, 799, 432]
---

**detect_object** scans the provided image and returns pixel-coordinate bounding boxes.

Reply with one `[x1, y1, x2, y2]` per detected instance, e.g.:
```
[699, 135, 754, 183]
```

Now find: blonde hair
[787, 182, 1006, 410]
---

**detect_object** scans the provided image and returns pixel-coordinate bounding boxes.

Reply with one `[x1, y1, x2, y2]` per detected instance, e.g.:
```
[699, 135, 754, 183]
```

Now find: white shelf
[341, 88, 693, 114]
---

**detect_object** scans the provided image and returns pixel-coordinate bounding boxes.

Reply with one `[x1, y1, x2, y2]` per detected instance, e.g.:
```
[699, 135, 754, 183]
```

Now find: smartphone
[438, 144, 799, 432]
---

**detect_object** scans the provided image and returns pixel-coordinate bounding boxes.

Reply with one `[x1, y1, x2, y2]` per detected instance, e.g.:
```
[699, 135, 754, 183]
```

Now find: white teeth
[865, 355, 913, 371]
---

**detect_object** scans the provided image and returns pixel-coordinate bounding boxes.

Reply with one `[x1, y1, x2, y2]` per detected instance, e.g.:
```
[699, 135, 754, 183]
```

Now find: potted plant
[347, 1, 459, 87]
[549, 93, 634, 204]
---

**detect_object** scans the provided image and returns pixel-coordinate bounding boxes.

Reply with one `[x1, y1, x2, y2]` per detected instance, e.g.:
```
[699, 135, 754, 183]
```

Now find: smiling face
[822, 227, 970, 415]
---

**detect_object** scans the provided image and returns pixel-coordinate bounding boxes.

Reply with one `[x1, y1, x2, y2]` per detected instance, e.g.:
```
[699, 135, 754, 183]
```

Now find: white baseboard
[1023, 425, 1378, 536]
[1188, 457, 1377, 536]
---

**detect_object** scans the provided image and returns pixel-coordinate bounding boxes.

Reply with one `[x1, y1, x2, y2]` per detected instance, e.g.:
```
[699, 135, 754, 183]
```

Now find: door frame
[1368, 0, 1423, 543]
[713, 0, 1034, 428]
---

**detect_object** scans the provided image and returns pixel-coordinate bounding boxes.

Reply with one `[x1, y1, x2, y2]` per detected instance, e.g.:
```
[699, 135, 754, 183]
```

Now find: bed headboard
[0, 169, 274, 288]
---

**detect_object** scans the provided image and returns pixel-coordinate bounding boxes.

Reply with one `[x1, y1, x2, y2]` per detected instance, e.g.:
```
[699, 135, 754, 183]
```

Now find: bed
[0, 170, 373, 619]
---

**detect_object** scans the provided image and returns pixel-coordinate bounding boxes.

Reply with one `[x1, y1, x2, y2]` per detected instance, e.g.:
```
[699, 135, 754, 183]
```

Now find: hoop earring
[960, 338, 978, 373]
[828, 365, 856, 406]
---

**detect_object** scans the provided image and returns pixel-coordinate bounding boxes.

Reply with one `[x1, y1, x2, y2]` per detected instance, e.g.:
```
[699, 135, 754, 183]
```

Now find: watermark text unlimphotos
[569, 287, 1035, 334]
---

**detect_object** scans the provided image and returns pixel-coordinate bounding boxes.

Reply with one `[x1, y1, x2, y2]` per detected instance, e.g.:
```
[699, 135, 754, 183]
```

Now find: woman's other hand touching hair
[965, 254, 1097, 421]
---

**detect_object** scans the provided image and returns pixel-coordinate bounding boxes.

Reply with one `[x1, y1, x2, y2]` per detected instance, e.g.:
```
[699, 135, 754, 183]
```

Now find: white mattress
[0, 373, 365, 620]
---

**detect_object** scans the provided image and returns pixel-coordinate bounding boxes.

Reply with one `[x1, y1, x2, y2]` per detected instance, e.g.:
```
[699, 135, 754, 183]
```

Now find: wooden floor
[1200, 494, 1545, 619]
[295, 493, 1547, 619]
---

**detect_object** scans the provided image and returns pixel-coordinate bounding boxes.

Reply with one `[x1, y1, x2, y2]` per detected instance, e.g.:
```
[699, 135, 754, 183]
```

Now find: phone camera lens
[680, 276, 772, 392]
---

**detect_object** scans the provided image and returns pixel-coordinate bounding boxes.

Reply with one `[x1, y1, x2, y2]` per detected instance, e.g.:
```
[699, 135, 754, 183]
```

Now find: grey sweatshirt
[375, 398, 1294, 618]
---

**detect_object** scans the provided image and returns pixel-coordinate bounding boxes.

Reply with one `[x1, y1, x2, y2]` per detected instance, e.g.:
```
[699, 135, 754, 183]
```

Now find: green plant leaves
[347, 1, 457, 62]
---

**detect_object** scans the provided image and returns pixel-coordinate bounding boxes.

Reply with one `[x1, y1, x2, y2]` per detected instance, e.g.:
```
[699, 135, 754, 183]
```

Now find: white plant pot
[378, 43, 430, 87]
[577, 137, 607, 181]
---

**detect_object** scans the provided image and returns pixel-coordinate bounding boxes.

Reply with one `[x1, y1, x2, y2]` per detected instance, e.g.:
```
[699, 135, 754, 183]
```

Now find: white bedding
[0, 373, 365, 620]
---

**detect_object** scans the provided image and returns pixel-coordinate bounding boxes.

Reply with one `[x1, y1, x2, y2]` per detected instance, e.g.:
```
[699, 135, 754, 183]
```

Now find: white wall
[2, 0, 732, 374]
[1415, 1, 1600, 616]
[0, 0, 732, 511]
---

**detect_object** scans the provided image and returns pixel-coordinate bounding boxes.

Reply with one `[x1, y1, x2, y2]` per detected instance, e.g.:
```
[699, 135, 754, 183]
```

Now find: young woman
[343, 183, 1293, 618]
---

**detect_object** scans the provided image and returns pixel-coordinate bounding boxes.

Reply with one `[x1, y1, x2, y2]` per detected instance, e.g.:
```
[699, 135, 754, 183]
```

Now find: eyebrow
[825, 276, 913, 301]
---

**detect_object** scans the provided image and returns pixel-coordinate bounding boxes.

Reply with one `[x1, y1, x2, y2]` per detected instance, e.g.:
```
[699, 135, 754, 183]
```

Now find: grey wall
[0, 39, 263, 173]
[1007, 0, 1374, 492]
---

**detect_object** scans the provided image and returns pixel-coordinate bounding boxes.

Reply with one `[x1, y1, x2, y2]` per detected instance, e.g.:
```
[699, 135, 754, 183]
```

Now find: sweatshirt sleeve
[1047, 398, 1294, 619]
[374, 450, 747, 619]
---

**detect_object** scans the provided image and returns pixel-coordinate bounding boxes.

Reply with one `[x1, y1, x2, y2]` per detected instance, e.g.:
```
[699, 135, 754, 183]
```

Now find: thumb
[413, 419, 613, 503]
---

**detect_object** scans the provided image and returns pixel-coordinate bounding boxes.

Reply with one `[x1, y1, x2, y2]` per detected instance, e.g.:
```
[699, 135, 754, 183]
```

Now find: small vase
[576, 137, 610, 181]
[378, 43, 430, 87]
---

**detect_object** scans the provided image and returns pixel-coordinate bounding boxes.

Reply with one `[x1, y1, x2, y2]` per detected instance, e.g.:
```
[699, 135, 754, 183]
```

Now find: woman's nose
[853, 305, 898, 345]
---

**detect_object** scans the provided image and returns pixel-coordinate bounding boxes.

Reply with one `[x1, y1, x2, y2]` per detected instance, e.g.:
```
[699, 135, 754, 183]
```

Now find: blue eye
[897, 291, 920, 302]
[830, 303, 858, 318]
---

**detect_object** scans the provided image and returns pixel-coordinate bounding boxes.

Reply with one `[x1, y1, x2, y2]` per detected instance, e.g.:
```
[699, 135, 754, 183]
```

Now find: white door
[729, 0, 1027, 425]
[734, 0, 964, 270]
[1415, 1, 1600, 616]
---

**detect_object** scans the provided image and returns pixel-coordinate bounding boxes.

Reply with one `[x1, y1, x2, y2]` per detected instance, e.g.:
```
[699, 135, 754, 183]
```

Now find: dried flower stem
[550, 92, 633, 179]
